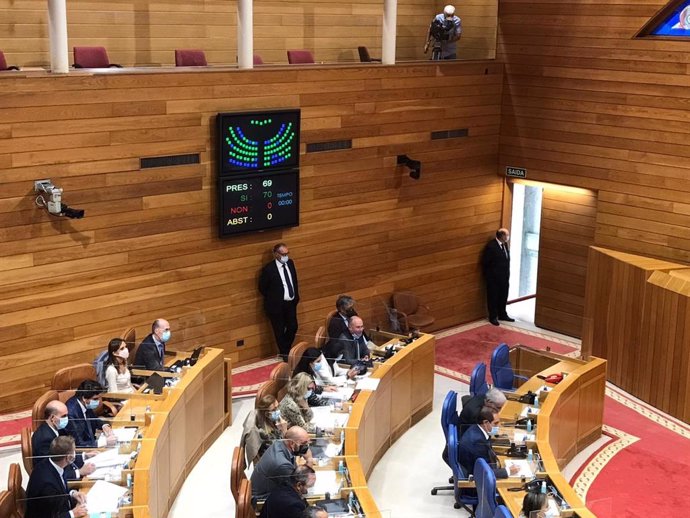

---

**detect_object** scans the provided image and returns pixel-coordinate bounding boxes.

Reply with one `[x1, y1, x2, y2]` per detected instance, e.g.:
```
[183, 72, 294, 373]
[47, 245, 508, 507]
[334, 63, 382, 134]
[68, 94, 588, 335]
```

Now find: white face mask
[279, 255, 289, 264]
[117, 348, 130, 360]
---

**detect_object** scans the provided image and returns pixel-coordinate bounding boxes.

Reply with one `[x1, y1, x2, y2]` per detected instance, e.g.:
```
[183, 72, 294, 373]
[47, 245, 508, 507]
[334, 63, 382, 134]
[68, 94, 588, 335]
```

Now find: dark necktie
[83, 408, 93, 441]
[500, 243, 508, 259]
[283, 264, 295, 299]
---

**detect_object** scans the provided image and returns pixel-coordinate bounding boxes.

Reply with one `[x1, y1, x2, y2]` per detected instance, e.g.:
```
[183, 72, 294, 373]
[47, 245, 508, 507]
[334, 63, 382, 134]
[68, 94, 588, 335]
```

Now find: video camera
[429, 18, 456, 41]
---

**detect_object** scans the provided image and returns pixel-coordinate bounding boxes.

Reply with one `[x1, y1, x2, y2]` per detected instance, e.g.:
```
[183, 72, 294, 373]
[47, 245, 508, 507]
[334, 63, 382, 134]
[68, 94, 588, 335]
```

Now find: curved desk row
[343, 332, 436, 516]
[498, 347, 606, 518]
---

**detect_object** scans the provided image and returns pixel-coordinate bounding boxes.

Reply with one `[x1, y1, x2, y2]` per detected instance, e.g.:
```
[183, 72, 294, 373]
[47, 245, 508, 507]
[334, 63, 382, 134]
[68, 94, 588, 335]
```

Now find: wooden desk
[113, 348, 226, 518]
[498, 347, 606, 518]
[343, 333, 435, 516]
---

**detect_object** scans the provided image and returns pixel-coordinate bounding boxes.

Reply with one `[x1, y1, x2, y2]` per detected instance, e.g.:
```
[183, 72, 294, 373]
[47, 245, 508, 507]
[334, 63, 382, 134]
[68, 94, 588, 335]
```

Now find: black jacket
[25, 459, 76, 518]
[258, 484, 307, 518]
[134, 333, 165, 371]
[258, 259, 299, 313]
[32, 423, 83, 480]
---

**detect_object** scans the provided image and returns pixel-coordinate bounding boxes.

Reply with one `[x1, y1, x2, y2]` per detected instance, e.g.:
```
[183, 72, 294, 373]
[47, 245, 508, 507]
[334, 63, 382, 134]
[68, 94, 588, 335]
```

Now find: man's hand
[424, 40, 430, 53]
[346, 368, 358, 380]
[277, 418, 288, 435]
[324, 385, 337, 392]
[72, 503, 88, 518]
[106, 434, 117, 447]
[81, 463, 96, 476]
[73, 491, 87, 504]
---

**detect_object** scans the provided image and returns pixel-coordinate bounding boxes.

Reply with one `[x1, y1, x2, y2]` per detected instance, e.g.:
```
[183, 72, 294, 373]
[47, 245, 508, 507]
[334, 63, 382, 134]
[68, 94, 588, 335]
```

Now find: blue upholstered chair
[448, 423, 478, 515]
[474, 458, 498, 518]
[431, 390, 458, 495]
[470, 362, 489, 396]
[490, 343, 528, 391]
[493, 505, 512, 518]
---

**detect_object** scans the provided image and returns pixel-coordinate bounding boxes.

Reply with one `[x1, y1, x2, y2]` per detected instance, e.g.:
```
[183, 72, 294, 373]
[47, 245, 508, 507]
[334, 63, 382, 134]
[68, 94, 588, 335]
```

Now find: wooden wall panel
[582, 247, 690, 423]
[0, 61, 503, 411]
[498, 0, 690, 267]
[534, 188, 596, 338]
[0, 0, 497, 67]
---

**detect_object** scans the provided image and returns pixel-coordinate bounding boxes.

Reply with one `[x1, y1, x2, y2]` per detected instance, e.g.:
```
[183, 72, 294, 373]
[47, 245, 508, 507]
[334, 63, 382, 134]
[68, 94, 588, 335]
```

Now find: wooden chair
[31, 390, 60, 432]
[315, 326, 328, 349]
[323, 310, 338, 335]
[123, 326, 139, 367]
[253, 54, 264, 65]
[254, 380, 280, 408]
[7, 463, 25, 518]
[51, 364, 97, 392]
[391, 291, 435, 333]
[0, 51, 19, 71]
[235, 478, 254, 518]
[20, 427, 33, 475]
[270, 363, 290, 401]
[230, 445, 247, 503]
[287, 49, 315, 64]
[357, 46, 381, 63]
[0, 491, 16, 518]
[73, 46, 122, 68]
[175, 49, 207, 66]
[287, 341, 309, 373]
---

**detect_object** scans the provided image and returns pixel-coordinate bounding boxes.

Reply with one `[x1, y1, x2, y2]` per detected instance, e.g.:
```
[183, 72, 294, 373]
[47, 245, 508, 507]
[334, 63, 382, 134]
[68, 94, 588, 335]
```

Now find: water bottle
[348, 490, 355, 510]
[338, 460, 344, 475]
[340, 430, 345, 445]
[541, 480, 547, 494]
[526, 419, 532, 432]
[527, 449, 533, 463]
[126, 473, 132, 488]
[534, 395, 540, 409]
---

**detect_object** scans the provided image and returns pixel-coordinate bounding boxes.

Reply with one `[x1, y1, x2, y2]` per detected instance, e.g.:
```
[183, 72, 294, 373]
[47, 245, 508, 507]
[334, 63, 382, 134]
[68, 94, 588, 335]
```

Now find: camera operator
[424, 4, 462, 60]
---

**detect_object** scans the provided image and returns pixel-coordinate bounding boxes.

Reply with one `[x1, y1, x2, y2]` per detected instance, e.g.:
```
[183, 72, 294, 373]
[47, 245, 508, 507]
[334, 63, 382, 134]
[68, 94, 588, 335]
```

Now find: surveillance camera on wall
[34, 179, 85, 219]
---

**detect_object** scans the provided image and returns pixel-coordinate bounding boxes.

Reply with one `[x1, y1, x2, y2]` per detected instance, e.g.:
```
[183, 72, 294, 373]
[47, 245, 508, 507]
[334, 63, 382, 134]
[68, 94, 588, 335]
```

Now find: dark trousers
[486, 276, 509, 320]
[267, 301, 298, 356]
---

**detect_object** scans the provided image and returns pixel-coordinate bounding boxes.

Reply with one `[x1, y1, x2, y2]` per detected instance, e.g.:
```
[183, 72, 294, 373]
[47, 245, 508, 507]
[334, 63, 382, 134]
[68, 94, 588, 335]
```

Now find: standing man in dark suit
[482, 228, 514, 326]
[134, 318, 171, 371]
[32, 400, 96, 480]
[25, 435, 88, 518]
[259, 243, 299, 360]
[65, 380, 116, 448]
[458, 408, 519, 479]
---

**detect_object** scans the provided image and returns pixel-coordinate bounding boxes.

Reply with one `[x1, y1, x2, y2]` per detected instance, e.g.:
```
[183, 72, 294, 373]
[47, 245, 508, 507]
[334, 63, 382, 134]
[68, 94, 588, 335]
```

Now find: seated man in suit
[458, 408, 519, 479]
[134, 318, 171, 371]
[65, 380, 116, 448]
[457, 387, 507, 437]
[25, 435, 88, 518]
[259, 465, 316, 518]
[322, 316, 371, 367]
[251, 426, 312, 500]
[32, 400, 96, 480]
[327, 295, 356, 344]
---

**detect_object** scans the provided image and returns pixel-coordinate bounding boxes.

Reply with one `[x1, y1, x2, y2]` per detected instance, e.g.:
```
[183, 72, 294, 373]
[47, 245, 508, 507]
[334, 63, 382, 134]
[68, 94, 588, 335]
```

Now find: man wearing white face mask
[65, 380, 116, 448]
[458, 408, 519, 479]
[32, 400, 96, 480]
[259, 243, 300, 360]
[135, 318, 172, 371]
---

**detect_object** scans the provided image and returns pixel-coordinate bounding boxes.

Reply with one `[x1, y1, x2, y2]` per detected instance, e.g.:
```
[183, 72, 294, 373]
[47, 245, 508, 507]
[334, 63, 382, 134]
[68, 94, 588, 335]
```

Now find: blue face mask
[57, 416, 69, 430]
[313, 362, 322, 372]
[305, 390, 313, 399]
[86, 399, 99, 410]
[490, 426, 500, 436]
[270, 410, 281, 422]
[161, 330, 171, 343]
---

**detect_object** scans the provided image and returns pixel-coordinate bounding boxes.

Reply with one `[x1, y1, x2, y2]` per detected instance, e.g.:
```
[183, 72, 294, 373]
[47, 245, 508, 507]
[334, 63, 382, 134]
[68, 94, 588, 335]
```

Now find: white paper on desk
[513, 432, 535, 443]
[307, 470, 342, 497]
[86, 480, 128, 512]
[89, 448, 131, 468]
[87, 466, 122, 481]
[112, 427, 137, 443]
[324, 441, 343, 458]
[504, 459, 535, 478]
[319, 387, 354, 401]
[310, 407, 349, 429]
[520, 406, 541, 418]
[355, 378, 379, 391]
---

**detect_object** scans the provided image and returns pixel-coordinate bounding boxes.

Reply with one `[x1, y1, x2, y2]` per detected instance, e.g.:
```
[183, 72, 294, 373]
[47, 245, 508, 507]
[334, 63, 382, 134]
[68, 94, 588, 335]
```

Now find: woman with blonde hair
[279, 372, 326, 432]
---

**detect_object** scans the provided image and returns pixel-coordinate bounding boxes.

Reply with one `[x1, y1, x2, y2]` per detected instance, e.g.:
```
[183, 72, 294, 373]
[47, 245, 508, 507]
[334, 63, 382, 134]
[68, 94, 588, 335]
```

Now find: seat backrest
[490, 343, 514, 390]
[0, 51, 8, 70]
[270, 362, 290, 389]
[230, 446, 247, 503]
[0, 491, 15, 518]
[440, 390, 457, 441]
[123, 327, 136, 355]
[493, 505, 512, 518]
[73, 46, 110, 68]
[52, 363, 97, 391]
[474, 458, 497, 518]
[470, 362, 489, 397]
[357, 46, 372, 62]
[20, 427, 32, 475]
[236, 478, 253, 518]
[323, 310, 338, 334]
[287, 341, 309, 372]
[175, 49, 207, 66]
[32, 390, 59, 432]
[287, 49, 315, 64]
[392, 291, 419, 315]
[253, 54, 264, 65]
[314, 326, 327, 349]
[7, 463, 25, 518]
[254, 380, 280, 408]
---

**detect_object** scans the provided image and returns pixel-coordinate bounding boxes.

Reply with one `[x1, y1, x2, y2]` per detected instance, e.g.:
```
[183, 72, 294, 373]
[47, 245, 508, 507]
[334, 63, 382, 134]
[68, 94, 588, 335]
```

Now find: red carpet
[231, 358, 281, 397]
[0, 412, 31, 449]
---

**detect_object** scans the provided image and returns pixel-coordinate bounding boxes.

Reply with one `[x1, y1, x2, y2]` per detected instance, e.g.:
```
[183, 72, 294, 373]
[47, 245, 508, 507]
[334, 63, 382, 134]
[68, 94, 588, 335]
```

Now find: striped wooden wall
[0, 0, 497, 68]
[534, 188, 596, 338]
[498, 0, 690, 267]
[0, 61, 504, 412]
[582, 247, 690, 423]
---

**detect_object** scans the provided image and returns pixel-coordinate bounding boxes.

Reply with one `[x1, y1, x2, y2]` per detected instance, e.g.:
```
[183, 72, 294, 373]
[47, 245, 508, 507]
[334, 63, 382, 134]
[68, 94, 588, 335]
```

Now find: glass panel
[509, 183, 543, 301]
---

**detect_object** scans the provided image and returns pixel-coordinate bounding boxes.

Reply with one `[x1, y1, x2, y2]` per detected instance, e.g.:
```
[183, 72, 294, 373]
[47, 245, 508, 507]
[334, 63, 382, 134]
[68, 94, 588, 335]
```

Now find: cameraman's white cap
[443, 4, 455, 16]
